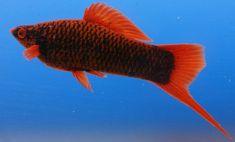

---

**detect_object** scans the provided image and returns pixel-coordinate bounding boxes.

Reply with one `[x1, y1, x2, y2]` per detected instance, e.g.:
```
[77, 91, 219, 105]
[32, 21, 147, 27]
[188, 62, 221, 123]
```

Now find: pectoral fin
[23, 45, 40, 60]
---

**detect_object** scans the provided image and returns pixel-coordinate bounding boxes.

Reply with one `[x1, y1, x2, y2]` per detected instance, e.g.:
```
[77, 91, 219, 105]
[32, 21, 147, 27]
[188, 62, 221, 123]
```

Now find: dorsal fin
[83, 3, 152, 42]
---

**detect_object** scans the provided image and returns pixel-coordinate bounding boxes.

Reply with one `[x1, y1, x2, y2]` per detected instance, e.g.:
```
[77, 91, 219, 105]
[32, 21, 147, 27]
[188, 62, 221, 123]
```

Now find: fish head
[10, 25, 40, 48]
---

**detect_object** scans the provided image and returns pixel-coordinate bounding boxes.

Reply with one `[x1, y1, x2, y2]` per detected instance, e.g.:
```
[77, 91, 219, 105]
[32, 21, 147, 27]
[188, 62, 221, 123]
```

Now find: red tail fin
[153, 44, 232, 139]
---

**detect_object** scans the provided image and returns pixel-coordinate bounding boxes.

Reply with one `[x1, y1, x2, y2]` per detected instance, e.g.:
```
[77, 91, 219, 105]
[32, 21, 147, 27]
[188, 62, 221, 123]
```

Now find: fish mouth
[10, 27, 17, 34]
[10, 27, 18, 38]
[10, 26, 27, 48]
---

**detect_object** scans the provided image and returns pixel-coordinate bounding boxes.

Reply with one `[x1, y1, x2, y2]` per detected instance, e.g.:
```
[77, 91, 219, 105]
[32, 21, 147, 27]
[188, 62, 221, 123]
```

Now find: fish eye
[17, 28, 26, 39]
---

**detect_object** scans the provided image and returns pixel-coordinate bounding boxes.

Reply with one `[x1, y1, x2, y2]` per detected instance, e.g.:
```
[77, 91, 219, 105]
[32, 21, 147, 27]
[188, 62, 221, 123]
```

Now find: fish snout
[10, 27, 18, 38]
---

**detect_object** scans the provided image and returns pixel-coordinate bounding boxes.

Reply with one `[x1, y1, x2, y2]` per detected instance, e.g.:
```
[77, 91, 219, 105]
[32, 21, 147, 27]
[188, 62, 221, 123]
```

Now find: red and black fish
[10, 3, 232, 139]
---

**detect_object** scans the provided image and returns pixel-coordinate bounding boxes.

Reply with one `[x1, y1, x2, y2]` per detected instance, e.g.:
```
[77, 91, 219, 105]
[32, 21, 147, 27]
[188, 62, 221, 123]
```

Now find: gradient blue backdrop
[0, 0, 234, 142]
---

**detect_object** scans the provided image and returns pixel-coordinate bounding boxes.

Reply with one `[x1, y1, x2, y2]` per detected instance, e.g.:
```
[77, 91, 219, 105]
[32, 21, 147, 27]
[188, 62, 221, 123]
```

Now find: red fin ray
[88, 71, 106, 78]
[72, 71, 93, 92]
[153, 44, 232, 139]
[23, 45, 40, 60]
[83, 3, 152, 42]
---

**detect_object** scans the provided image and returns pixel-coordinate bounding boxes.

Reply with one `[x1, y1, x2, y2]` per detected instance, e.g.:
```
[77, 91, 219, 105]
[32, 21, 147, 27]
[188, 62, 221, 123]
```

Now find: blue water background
[0, 0, 234, 142]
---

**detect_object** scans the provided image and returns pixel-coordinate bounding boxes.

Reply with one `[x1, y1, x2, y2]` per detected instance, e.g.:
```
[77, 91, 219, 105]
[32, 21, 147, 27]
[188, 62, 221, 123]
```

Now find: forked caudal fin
[152, 44, 232, 139]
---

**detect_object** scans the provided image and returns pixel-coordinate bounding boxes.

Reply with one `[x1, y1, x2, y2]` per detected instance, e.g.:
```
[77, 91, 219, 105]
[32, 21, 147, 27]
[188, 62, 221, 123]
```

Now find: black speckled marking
[29, 20, 175, 84]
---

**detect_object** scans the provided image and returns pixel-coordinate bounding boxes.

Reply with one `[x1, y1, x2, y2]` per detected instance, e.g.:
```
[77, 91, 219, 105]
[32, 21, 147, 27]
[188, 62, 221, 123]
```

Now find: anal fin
[88, 71, 106, 78]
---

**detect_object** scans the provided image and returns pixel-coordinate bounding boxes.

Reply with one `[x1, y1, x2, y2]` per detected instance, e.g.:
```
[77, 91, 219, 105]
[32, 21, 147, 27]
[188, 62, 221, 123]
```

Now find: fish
[10, 2, 232, 139]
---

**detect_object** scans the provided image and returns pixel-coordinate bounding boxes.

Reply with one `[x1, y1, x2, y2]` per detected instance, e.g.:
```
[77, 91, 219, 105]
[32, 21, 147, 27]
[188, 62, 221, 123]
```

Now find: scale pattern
[33, 20, 174, 84]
